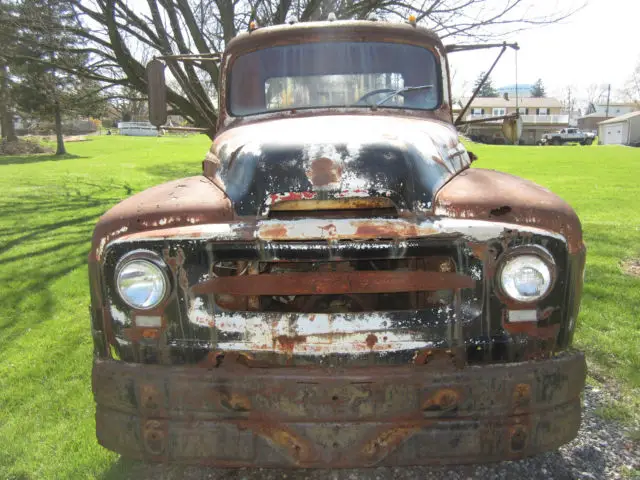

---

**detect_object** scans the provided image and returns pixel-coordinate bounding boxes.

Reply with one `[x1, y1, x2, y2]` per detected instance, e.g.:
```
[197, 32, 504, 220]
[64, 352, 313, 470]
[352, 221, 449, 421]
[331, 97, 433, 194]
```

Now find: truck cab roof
[225, 20, 444, 54]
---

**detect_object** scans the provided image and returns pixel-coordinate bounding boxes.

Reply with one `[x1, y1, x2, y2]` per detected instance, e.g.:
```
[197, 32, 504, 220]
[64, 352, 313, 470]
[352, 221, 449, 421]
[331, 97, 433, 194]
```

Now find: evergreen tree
[473, 72, 499, 97]
[0, 2, 19, 142]
[10, 0, 106, 154]
[530, 78, 546, 97]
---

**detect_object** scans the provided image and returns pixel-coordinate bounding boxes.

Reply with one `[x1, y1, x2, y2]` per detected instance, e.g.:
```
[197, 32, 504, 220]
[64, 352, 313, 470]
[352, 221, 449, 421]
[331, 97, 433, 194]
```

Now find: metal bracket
[154, 53, 221, 63]
[456, 112, 520, 126]
[452, 42, 520, 126]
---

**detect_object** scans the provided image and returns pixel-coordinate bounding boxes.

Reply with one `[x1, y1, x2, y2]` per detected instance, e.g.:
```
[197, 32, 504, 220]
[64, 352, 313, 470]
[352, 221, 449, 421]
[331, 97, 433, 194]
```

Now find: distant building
[496, 84, 534, 98]
[456, 96, 566, 145]
[593, 102, 638, 116]
[597, 111, 640, 146]
[578, 103, 639, 133]
[577, 112, 612, 133]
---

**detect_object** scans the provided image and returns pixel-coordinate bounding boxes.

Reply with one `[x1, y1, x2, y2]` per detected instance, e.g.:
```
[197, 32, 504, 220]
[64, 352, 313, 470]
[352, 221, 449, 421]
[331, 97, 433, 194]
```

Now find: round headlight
[499, 254, 553, 302]
[116, 256, 169, 309]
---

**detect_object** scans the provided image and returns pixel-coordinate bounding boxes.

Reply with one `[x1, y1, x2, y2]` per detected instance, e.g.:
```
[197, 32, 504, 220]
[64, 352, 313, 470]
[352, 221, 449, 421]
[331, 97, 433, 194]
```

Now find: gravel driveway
[114, 385, 639, 480]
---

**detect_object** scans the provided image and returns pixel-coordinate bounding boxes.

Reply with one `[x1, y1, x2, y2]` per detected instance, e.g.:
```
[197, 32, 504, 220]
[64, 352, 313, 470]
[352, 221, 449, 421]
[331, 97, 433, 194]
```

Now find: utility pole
[605, 84, 611, 118]
[567, 87, 572, 124]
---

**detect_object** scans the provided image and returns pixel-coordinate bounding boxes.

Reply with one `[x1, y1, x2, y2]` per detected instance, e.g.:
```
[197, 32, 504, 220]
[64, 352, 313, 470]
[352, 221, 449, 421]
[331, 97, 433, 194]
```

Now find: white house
[456, 96, 567, 144]
[593, 102, 638, 116]
[597, 111, 640, 146]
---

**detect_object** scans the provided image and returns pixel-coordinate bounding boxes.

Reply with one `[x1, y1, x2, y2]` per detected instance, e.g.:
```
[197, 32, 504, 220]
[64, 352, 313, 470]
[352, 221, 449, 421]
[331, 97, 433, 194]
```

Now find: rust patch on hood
[307, 157, 343, 187]
[355, 222, 420, 238]
[434, 169, 584, 253]
[259, 224, 288, 239]
[275, 335, 307, 354]
[90, 176, 233, 262]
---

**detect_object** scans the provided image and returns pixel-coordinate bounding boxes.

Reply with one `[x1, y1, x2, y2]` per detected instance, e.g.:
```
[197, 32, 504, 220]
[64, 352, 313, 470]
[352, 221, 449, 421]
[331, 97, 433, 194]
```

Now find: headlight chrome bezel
[496, 246, 556, 304]
[114, 250, 171, 310]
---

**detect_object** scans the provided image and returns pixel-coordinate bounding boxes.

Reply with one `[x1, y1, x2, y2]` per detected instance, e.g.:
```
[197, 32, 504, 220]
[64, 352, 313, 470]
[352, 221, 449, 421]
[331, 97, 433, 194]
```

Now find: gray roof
[579, 112, 611, 119]
[597, 110, 640, 125]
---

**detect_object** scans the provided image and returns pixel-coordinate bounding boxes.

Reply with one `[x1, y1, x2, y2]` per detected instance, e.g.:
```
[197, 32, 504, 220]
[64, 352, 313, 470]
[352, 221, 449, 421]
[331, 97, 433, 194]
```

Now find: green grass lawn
[0, 135, 638, 479]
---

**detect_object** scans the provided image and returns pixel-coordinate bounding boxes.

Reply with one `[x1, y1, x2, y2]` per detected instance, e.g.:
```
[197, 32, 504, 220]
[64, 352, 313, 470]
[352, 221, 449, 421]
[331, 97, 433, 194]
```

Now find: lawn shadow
[0, 179, 125, 342]
[0, 153, 88, 166]
[144, 161, 202, 181]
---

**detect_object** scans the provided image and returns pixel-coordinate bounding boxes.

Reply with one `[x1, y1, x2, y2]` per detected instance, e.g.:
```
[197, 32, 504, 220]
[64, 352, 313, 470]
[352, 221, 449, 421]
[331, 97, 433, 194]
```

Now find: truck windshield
[228, 41, 440, 116]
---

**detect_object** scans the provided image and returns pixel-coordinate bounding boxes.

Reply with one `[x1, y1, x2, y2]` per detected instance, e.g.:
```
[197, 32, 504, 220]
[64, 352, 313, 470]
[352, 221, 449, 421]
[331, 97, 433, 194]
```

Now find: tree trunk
[54, 100, 66, 155]
[0, 64, 18, 142]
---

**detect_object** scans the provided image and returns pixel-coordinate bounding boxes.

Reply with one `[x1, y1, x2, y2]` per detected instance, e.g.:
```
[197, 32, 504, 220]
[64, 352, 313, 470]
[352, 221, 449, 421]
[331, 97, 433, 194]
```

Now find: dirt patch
[621, 258, 640, 277]
[0, 139, 52, 155]
[64, 135, 88, 142]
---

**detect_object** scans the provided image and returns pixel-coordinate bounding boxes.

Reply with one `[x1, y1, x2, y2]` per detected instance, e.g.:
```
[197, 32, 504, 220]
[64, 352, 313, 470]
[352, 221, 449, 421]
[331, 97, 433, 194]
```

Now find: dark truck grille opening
[268, 208, 398, 219]
[267, 197, 399, 220]
[198, 254, 475, 313]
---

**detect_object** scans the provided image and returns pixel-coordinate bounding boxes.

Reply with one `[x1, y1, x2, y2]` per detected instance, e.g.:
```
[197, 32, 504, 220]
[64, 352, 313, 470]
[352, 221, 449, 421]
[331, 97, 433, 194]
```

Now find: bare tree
[67, 0, 582, 136]
[584, 83, 608, 114]
[623, 56, 640, 108]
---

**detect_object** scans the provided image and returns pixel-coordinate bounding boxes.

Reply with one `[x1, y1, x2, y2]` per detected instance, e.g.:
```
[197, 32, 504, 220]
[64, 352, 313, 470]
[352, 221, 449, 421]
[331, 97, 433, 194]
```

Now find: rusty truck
[88, 18, 586, 467]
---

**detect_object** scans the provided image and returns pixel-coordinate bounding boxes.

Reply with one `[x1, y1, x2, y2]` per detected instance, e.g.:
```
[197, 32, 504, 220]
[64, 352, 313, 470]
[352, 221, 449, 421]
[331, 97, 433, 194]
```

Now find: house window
[518, 107, 529, 115]
[471, 108, 485, 116]
[537, 108, 549, 115]
[492, 108, 506, 116]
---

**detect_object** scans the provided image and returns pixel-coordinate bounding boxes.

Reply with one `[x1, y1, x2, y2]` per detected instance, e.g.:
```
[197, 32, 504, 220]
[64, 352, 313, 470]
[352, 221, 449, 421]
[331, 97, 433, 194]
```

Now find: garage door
[604, 124, 624, 144]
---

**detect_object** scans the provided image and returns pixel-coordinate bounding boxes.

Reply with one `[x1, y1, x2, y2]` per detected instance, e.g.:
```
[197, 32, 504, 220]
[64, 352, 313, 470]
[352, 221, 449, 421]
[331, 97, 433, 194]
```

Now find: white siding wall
[594, 105, 636, 116]
[599, 121, 628, 145]
[630, 115, 640, 145]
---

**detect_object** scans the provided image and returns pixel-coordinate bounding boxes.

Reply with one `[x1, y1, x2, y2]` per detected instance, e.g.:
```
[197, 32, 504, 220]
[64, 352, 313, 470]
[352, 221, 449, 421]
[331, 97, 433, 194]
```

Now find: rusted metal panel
[269, 197, 396, 212]
[184, 310, 454, 356]
[193, 270, 474, 296]
[93, 351, 585, 467]
[434, 169, 584, 254]
[110, 217, 568, 245]
[100, 223, 574, 367]
[90, 176, 233, 262]
[210, 115, 468, 217]
[89, 17, 587, 468]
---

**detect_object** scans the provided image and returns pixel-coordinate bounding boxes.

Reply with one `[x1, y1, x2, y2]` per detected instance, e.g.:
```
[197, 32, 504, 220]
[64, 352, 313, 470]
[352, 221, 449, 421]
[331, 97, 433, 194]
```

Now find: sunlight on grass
[0, 134, 208, 479]
[0, 136, 638, 478]
[468, 143, 640, 389]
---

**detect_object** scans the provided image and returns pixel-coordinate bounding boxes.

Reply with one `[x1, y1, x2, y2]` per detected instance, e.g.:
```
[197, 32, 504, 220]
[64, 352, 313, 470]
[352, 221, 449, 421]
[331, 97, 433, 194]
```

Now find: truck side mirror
[147, 59, 167, 127]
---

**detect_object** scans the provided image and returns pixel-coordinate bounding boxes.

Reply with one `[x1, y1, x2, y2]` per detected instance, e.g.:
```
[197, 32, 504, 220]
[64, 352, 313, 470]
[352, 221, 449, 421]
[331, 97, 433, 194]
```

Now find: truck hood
[210, 115, 470, 217]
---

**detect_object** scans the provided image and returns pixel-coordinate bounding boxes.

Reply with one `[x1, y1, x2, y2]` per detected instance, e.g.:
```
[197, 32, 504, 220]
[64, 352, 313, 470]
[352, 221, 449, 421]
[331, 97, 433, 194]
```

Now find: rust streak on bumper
[192, 270, 475, 296]
[93, 351, 585, 467]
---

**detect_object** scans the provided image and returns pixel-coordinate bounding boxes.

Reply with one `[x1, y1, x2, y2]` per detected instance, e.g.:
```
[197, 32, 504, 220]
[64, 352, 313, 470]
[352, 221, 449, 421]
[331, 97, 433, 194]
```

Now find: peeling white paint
[96, 225, 129, 260]
[110, 217, 567, 246]
[203, 311, 439, 355]
[188, 297, 212, 327]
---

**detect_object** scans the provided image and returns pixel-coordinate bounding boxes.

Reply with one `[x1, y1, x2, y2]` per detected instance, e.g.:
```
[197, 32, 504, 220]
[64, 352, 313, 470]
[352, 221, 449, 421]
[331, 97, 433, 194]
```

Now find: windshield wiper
[376, 84, 434, 106]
